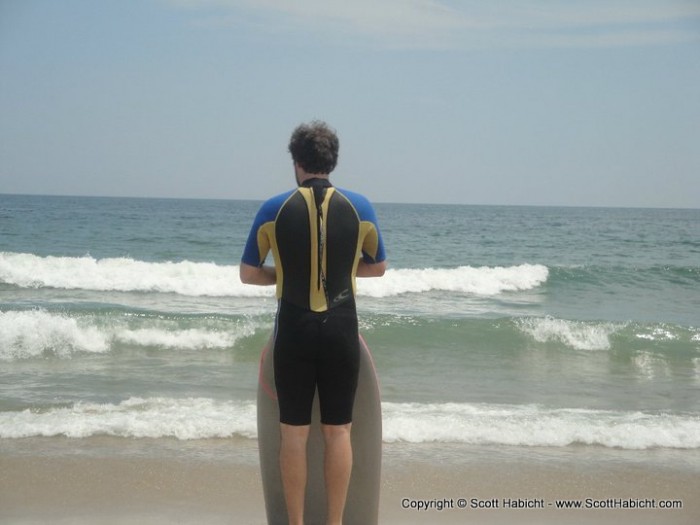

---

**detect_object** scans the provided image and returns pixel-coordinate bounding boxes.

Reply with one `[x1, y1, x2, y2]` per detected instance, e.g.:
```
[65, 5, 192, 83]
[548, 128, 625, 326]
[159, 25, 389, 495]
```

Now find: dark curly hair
[288, 121, 339, 174]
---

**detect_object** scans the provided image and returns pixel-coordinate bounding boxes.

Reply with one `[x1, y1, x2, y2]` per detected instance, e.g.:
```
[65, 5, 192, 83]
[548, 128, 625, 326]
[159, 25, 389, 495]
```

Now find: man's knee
[280, 423, 310, 449]
[321, 423, 352, 443]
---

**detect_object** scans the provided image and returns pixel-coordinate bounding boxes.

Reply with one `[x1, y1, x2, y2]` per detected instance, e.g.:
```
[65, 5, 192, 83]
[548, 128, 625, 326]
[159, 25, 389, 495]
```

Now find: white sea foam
[0, 397, 257, 440]
[358, 264, 549, 297]
[516, 316, 621, 351]
[635, 326, 679, 341]
[114, 328, 240, 350]
[0, 252, 548, 298]
[1, 398, 698, 449]
[0, 252, 267, 297]
[0, 310, 110, 359]
[0, 310, 255, 360]
[381, 402, 700, 449]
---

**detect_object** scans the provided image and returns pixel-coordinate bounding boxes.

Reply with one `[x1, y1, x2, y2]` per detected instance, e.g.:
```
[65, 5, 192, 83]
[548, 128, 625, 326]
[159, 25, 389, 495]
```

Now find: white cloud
[166, 0, 700, 49]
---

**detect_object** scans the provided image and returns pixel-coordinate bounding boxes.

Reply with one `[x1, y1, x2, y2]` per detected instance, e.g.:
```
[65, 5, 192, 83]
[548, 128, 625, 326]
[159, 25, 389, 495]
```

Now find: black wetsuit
[241, 178, 386, 425]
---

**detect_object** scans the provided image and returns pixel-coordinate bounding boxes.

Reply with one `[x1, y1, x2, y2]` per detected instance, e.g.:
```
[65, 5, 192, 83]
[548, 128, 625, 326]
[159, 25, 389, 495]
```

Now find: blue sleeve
[240, 191, 292, 267]
[338, 188, 386, 264]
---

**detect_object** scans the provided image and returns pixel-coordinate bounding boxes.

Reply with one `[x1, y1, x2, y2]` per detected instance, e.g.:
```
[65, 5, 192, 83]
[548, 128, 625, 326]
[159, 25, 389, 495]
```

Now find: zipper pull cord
[312, 186, 329, 303]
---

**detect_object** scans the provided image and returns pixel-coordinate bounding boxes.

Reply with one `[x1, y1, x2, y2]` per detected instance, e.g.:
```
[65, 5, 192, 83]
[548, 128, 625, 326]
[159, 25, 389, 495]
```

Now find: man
[240, 121, 387, 525]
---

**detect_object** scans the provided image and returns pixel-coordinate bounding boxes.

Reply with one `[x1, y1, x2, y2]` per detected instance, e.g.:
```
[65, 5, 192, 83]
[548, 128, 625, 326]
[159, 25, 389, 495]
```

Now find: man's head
[288, 121, 339, 176]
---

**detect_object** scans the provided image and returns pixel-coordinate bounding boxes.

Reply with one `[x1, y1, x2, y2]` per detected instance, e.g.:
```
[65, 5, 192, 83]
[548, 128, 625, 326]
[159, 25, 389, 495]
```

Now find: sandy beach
[2, 437, 698, 525]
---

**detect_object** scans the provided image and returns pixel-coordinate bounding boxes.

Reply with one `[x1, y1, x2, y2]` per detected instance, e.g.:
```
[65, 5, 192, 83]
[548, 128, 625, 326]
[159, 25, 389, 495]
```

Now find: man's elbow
[373, 260, 387, 277]
[239, 263, 257, 284]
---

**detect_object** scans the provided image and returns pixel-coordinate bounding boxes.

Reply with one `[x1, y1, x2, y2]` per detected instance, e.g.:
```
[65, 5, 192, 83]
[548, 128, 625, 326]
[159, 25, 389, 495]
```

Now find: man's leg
[280, 423, 310, 525]
[322, 423, 353, 525]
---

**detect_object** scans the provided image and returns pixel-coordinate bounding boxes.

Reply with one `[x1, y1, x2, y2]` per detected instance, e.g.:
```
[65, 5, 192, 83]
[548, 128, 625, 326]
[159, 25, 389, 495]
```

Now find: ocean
[1, 193, 699, 467]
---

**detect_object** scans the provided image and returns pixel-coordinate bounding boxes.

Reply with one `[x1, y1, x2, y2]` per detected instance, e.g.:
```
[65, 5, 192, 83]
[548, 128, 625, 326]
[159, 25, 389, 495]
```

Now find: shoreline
[2, 438, 699, 524]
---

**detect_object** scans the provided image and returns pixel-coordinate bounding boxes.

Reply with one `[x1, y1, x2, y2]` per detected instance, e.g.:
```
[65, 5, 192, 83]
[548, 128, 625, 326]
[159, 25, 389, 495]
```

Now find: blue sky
[1, 0, 699, 207]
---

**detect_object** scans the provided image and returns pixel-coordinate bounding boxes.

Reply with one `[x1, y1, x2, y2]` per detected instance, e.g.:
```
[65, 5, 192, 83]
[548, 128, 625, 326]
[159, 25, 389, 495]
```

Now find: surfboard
[257, 334, 382, 525]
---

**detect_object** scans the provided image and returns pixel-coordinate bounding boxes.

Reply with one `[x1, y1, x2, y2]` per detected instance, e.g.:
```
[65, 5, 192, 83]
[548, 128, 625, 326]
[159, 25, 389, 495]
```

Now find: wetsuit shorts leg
[273, 299, 360, 426]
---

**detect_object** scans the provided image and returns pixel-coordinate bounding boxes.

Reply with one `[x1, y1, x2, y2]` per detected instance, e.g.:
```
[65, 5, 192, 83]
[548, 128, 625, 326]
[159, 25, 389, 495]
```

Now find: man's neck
[295, 167, 330, 186]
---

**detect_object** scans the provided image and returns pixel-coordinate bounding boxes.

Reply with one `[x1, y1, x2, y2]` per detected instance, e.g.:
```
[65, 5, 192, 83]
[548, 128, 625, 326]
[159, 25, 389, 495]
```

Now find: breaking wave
[0, 310, 257, 360]
[0, 252, 548, 298]
[2, 397, 698, 450]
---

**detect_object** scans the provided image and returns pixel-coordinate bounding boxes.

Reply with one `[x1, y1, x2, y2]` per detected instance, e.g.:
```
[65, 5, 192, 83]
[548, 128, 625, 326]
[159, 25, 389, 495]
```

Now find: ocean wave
[0, 397, 257, 440]
[0, 252, 264, 297]
[515, 317, 623, 351]
[548, 264, 700, 289]
[4, 309, 695, 361]
[0, 310, 257, 360]
[0, 310, 110, 359]
[0, 252, 548, 298]
[382, 402, 700, 449]
[513, 316, 700, 352]
[2, 397, 698, 449]
[360, 264, 549, 297]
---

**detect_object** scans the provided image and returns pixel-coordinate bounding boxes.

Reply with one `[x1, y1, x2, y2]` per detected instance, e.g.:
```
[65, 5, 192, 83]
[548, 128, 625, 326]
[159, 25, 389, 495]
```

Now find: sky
[1, 0, 699, 207]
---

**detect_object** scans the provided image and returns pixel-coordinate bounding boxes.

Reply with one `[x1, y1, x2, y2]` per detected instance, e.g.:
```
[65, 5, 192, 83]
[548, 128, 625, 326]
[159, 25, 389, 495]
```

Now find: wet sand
[1, 437, 698, 524]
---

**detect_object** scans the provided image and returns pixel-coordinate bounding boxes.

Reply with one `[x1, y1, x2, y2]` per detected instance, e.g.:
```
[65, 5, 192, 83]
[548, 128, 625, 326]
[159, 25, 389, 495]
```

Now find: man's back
[241, 178, 384, 312]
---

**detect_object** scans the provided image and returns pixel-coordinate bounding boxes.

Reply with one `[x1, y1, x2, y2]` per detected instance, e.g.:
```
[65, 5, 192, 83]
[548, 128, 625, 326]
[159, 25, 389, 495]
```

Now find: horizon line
[1, 192, 697, 211]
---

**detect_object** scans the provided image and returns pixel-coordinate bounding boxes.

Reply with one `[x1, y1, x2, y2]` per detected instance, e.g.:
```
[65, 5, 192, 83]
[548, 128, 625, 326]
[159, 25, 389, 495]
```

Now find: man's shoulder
[255, 189, 297, 220]
[334, 187, 377, 221]
[263, 188, 298, 206]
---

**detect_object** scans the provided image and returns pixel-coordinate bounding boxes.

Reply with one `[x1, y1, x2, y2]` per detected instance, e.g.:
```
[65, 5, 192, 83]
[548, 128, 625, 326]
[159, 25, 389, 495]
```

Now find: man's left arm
[240, 262, 277, 285]
[356, 259, 387, 277]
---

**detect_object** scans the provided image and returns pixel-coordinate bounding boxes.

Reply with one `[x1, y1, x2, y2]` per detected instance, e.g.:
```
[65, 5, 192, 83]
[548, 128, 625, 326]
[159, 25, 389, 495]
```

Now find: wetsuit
[242, 178, 386, 425]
